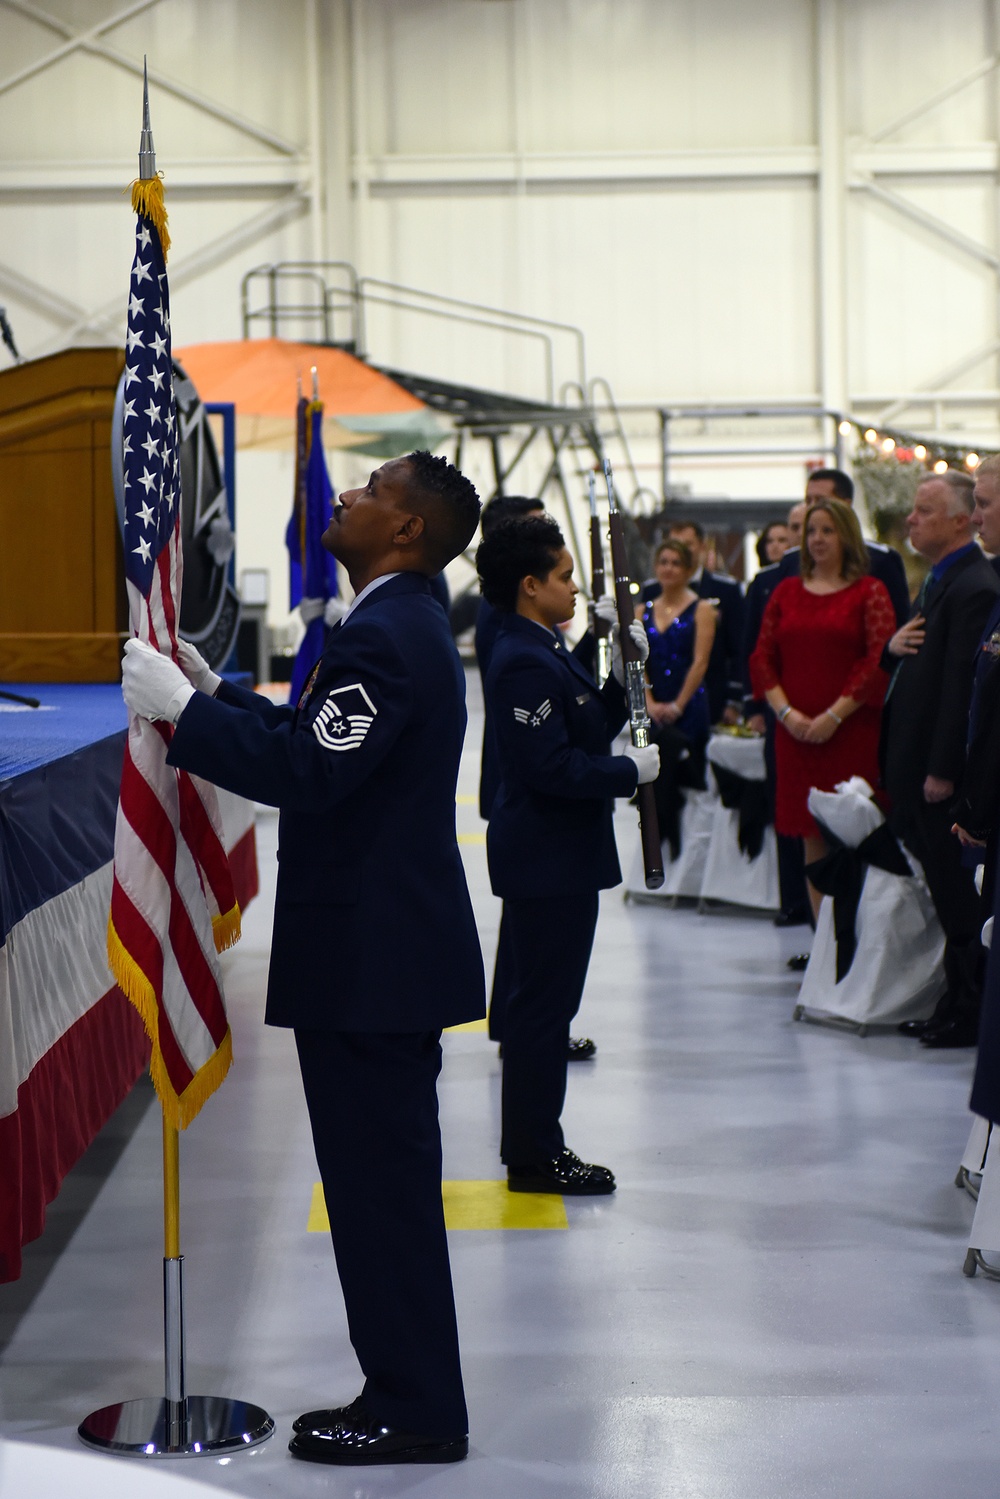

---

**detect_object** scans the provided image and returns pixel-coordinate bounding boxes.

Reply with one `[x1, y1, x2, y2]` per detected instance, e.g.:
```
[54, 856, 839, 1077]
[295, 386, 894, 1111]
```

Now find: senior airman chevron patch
[312, 682, 377, 751]
[513, 699, 552, 728]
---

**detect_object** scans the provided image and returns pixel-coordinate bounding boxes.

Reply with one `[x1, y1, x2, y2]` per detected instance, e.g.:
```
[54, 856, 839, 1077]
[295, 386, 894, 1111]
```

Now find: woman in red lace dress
[750, 499, 896, 918]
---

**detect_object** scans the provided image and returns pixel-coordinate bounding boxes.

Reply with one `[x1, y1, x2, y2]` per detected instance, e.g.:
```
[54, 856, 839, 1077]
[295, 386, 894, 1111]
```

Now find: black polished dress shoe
[786, 953, 810, 972]
[499, 1035, 597, 1061]
[507, 1147, 616, 1195]
[919, 1019, 979, 1049]
[567, 1036, 597, 1061]
[898, 1018, 935, 1038]
[774, 908, 812, 928]
[289, 1397, 468, 1466]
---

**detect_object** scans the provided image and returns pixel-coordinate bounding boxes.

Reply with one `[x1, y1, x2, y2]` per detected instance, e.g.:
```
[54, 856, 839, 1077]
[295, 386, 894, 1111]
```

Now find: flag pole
[78, 64, 272, 1460]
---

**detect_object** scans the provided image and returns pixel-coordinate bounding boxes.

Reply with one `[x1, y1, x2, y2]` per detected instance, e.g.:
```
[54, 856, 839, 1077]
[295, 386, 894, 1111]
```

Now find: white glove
[624, 744, 660, 785]
[298, 596, 325, 625]
[628, 619, 649, 664]
[176, 639, 221, 696]
[593, 595, 618, 626]
[324, 596, 349, 628]
[611, 620, 651, 684]
[122, 638, 195, 724]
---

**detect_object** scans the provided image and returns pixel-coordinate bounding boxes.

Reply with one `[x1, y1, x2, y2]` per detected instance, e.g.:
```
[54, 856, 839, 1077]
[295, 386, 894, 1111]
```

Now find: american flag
[107, 186, 241, 1129]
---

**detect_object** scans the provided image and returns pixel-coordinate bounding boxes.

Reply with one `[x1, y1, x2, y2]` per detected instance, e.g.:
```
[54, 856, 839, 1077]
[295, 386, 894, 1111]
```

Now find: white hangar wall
[2, 0, 1000, 615]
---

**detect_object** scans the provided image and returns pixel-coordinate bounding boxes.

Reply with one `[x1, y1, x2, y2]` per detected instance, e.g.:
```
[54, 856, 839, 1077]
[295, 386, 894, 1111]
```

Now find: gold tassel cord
[212, 902, 242, 953]
[108, 914, 233, 1130]
[130, 174, 171, 260]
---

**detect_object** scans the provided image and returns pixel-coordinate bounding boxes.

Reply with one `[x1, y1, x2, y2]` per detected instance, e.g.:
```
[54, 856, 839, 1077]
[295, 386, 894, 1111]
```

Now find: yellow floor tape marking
[308, 1180, 567, 1232]
[457, 832, 486, 845]
[444, 1018, 488, 1033]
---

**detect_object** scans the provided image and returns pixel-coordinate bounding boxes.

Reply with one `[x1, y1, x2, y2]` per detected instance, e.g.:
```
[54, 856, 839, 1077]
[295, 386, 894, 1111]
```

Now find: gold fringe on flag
[130, 174, 171, 260]
[212, 902, 242, 953]
[108, 913, 233, 1130]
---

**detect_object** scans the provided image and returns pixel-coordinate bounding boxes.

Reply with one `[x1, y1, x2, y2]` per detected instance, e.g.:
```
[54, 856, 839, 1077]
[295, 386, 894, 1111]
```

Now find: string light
[914, 444, 927, 461]
[838, 420, 853, 436]
[933, 459, 949, 474]
[966, 452, 980, 469]
[881, 437, 896, 454]
[864, 428, 878, 444]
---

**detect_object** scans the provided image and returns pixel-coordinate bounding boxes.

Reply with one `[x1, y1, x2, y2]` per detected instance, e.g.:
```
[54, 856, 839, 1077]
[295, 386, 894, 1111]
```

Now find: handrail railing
[239, 261, 588, 403]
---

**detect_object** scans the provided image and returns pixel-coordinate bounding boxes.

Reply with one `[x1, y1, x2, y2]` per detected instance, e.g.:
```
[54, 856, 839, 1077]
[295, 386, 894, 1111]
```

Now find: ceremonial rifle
[588, 471, 614, 686]
[603, 460, 665, 890]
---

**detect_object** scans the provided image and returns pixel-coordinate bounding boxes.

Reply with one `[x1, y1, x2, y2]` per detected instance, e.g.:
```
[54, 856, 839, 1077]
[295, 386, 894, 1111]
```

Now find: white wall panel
[848, 181, 998, 395]
[4, 0, 1000, 607]
[845, 0, 993, 142]
[516, 0, 815, 153]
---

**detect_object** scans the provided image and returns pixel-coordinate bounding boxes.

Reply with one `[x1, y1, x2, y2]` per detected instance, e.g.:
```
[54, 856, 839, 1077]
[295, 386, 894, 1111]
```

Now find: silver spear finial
[138, 56, 156, 180]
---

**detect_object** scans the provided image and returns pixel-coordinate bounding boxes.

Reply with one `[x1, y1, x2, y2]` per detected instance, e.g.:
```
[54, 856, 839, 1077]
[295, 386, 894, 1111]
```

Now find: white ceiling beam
[355, 143, 1000, 191]
[0, 160, 309, 193]
[27, 189, 310, 358]
[866, 52, 1000, 145]
[360, 147, 820, 188]
[873, 340, 1000, 424]
[853, 177, 1000, 271]
[0, 259, 101, 329]
[0, 0, 160, 97]
[0, 0, 298, 156]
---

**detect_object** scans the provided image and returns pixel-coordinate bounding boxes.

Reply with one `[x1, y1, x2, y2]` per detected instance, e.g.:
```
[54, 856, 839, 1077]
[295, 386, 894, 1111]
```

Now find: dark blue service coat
[168, 572, 485, 1032]
[484, 613, 637, 900]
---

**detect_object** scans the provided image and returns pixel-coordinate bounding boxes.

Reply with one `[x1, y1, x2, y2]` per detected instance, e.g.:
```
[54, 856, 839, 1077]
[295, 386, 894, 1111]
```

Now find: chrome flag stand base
[78, 1392, 275, 1457]
[79, 1252, 274, 1457]
[79, 1120, 274, 1458]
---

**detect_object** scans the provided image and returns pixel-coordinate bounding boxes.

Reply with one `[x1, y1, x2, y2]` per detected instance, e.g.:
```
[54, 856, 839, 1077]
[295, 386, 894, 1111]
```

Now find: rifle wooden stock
[603, 464, 665, 891]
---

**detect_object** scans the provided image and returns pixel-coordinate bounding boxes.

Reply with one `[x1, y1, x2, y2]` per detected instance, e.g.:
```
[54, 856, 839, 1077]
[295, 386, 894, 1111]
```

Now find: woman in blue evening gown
[637, 538, 717, 858]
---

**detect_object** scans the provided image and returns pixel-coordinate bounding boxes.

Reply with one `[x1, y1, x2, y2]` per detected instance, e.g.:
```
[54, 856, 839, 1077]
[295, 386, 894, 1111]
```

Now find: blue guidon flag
[108, 169, 241, 1130]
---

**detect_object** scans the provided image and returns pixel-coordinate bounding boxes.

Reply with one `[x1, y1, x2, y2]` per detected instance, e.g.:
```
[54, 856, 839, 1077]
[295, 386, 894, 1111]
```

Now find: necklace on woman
[653, 589, 693, 629]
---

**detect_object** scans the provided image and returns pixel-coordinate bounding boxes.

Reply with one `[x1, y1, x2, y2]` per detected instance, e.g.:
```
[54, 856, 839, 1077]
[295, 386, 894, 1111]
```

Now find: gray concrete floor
[1, 669, 997, 1497]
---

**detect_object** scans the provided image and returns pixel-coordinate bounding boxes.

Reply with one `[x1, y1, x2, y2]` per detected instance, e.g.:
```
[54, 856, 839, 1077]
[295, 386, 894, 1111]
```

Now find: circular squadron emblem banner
[112, 360, 240, 670]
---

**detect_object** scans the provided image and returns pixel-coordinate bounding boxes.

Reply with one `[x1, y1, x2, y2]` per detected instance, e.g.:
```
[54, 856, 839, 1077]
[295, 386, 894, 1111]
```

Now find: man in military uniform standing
[122, 451, 485, 1466]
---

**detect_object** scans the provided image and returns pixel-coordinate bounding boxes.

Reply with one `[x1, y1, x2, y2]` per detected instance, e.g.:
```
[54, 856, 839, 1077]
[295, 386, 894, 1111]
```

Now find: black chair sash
[710, 762, 771, 862]
[805, 817, 912, 981]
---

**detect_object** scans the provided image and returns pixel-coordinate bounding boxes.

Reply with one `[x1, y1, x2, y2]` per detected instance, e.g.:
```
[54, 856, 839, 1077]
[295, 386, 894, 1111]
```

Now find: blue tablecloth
[0, 684, 127, 781]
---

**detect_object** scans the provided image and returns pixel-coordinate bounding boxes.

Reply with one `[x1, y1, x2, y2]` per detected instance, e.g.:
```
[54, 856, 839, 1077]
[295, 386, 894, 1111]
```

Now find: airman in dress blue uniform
[122, 451, 484, 1467]
[475, 517, 658, 1194]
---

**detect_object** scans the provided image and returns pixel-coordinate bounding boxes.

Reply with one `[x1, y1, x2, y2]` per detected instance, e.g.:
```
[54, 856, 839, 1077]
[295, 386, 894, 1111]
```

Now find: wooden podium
[0, 347, 127, 682]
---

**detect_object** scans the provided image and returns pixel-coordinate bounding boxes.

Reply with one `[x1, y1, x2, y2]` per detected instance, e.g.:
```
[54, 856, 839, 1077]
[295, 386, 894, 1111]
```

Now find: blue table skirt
[0, 686, 129, 944]
[0, 677, 254, 944]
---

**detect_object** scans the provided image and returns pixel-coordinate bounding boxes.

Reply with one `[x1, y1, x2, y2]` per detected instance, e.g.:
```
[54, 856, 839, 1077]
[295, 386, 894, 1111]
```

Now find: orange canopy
[175, 338, 440, 453]
[176, 339, 425, 417]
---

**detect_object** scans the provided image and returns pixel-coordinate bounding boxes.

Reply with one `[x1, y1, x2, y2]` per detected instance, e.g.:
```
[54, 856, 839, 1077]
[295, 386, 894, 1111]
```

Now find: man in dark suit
[880, 469, 999, 1048]
[645, 519, 745, 724]
[773, 469, 911, 628]
[122, 451, 485, 1466]
[955, 463, 1000, 855]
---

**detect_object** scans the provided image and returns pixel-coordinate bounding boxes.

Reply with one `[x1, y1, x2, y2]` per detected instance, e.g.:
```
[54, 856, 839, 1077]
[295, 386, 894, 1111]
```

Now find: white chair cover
[797, 779, 945, 1025]
[962, 1115, 991, 1176]
[968, 1122, 1000, 1254]
[701, 734, 780, 911]
[623, 788, 716, 900]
